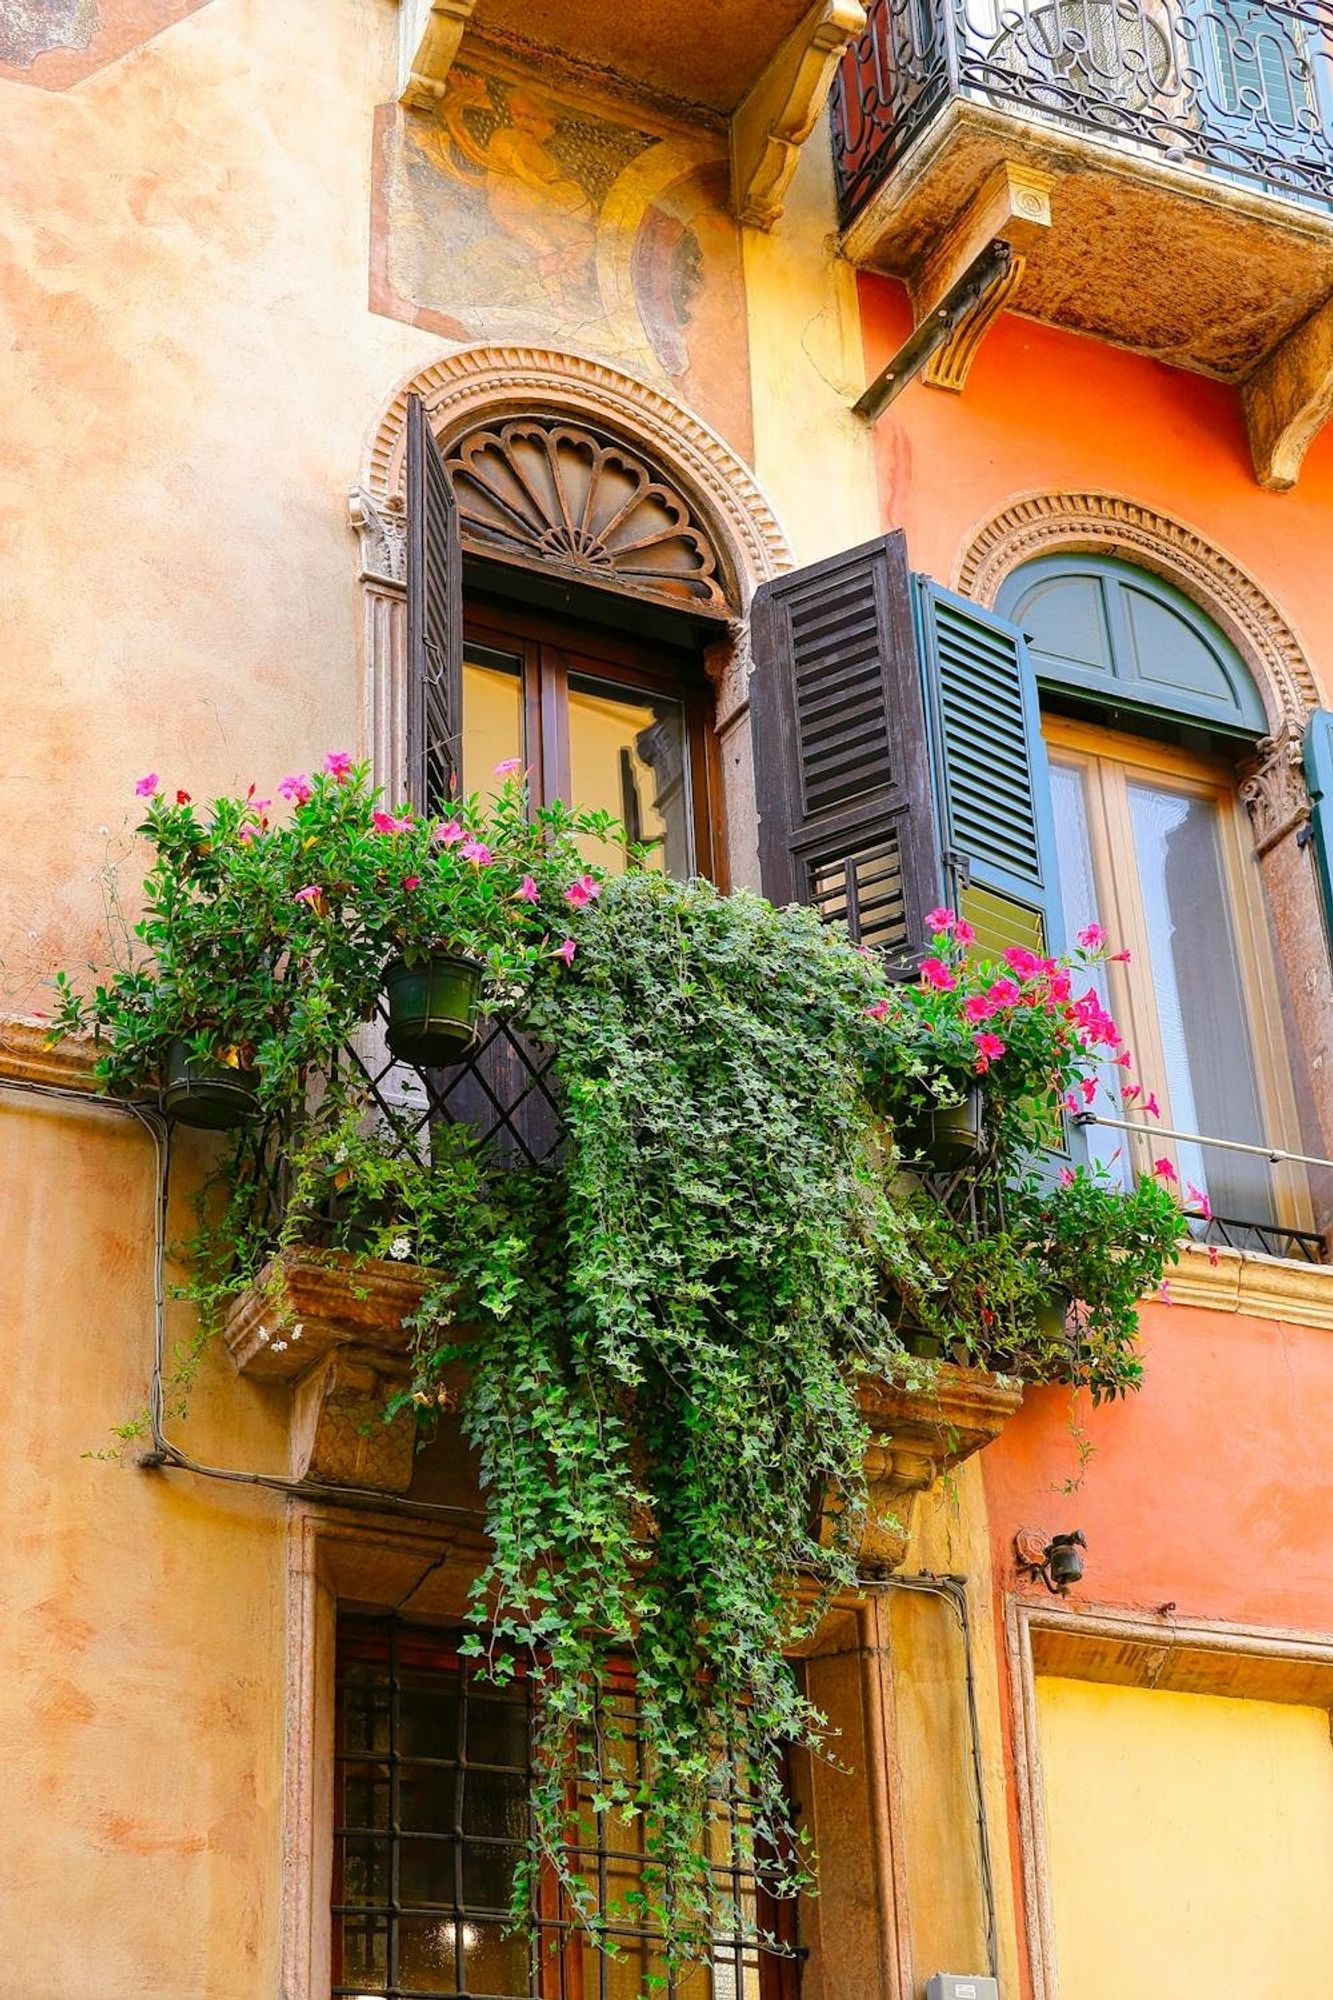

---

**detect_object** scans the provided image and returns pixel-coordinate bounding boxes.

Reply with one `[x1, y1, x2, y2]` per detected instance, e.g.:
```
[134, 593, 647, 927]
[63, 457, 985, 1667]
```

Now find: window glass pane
[567, 673, 693, 877]
[462, 647, 524, 802]
[1048, 760, 1126, 1182]
[1126, 779, 1274, 1223]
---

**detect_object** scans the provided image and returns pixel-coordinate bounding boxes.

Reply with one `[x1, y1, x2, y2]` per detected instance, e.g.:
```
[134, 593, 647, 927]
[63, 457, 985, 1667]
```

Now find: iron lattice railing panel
[833, 0, 1333, 221]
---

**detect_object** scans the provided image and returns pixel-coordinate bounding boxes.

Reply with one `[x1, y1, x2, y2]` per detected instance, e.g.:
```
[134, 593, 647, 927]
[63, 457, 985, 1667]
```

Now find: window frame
[332, 1614, 799, 2000]
[462, 598, 727, 889]
[1042, 713, 1309, 1231]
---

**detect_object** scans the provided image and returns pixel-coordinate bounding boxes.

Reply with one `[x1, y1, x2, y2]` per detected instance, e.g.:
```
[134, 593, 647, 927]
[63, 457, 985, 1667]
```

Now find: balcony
[833, 0, 1333, 478]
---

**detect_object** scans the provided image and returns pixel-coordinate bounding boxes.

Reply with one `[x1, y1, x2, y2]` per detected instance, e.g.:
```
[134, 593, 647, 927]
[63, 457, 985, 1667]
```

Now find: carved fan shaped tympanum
[445, 418, 732, 615]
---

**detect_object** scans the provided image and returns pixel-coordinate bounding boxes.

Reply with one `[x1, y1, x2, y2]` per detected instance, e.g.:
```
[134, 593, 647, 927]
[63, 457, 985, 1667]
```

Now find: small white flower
[291, 1323, 304, 1342]
[332, 1143, 349, 1165]
[388, 1235, 412, 1261]
[271, 1339, 289, 1354]
[256, 1325, 270, 1344]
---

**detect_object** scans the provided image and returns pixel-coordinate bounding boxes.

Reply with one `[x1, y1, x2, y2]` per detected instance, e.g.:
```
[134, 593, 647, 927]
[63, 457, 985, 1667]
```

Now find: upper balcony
[832, 0, 1333, 477]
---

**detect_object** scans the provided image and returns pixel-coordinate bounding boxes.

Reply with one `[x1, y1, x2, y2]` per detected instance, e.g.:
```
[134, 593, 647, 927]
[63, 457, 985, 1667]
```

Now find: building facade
[5, 1, 1333, 1995]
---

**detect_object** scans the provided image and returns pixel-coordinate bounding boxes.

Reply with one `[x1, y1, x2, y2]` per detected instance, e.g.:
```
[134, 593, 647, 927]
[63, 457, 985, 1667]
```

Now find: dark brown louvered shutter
[405, 392, 463, 812]
[749, 532, 941, 962]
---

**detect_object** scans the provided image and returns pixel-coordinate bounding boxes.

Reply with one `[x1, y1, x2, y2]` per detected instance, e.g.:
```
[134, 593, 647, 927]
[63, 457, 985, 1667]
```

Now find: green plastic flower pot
[902, 1085, 985, 1169]
[1035, 1288, 1072, 1346]
[383, 952, 484, 1067]
[901, 1327, 947, 1361]
[161, 1039, 261, 1131]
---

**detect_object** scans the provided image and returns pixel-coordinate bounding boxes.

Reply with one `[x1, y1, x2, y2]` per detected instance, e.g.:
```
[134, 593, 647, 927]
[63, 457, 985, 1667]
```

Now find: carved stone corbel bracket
[1240, 726, 1312, 856]
[1244, 291, 1333, 491]
[911, 161, 1054, 395]
[349, 485, 406, 590]
[731, 0, 867, 230]
[397, 0, 480, 110]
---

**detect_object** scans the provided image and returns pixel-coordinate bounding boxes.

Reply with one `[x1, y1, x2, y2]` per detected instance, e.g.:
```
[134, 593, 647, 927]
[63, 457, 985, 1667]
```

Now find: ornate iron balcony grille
[832, 0, 1333, 222]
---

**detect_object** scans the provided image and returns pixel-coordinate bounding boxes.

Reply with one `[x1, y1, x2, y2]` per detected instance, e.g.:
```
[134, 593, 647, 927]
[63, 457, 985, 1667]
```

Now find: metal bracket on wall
[852, 239, 1014, 425]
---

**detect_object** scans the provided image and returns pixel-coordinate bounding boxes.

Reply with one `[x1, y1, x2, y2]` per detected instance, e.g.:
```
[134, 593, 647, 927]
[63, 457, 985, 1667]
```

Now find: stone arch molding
[349, 345, 794, 884]
[955, 491, 1318, 737]
[352, 344, 792, 610]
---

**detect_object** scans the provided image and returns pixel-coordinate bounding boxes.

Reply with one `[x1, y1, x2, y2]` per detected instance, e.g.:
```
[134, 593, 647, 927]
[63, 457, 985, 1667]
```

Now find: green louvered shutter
[750, 534, 943, 965]
[915, 579, 1064, 961]
[1302, 709, 1333, 948]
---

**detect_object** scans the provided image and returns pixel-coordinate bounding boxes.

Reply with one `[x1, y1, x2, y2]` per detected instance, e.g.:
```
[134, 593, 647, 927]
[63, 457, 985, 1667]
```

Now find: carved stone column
[1241, 729, 1333, 1212]
[349, 486, 409, 803]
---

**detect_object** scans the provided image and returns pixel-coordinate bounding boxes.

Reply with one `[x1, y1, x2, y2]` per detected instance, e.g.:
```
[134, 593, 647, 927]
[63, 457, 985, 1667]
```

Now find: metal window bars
[832, 0, 1333, 223]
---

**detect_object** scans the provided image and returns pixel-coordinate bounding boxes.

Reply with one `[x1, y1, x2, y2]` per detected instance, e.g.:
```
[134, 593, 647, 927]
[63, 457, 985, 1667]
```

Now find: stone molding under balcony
[834, 0, 1333, 480]
[227, 1248, 1024, 1554]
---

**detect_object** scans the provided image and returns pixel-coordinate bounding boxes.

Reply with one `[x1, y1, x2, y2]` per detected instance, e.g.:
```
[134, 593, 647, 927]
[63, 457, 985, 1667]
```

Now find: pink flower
[322, 751, 353, 782]
[1187, 1180, 1213, 1223]
[1157, 1279, 1173, 1305]
[372, 809, 414, 835]
[963, 993, 995, 1023]
[1113, 1049, 1133, 1069]
[433, 819, 466, 846]
[865, 998, 890, 1021]
[237, 820, 262, 844]
[293, 884, 325, 912]
[973, 1030, 1006, 1070]
[1064, 1092, 1080, 1116]
[1110, 949, 1132, 963]
[1079, 1076, 1098, 1106]
[1077, 922, 1106, 951]
[494, 756, 523, 776]
[925, 907, 956, 934]
[555, 938, 577, 967]
[987, 978, 1021, 1008]
[461, 838, 493, 865]
[401, 874, 421, 892]
[1144, 1091, 1161, 1119]
[1004, 946, 1043, 979]
[279, 773, 312, 804]
[1207, 1244, 1221, 1268]
[516, 874, 540, 904]
[135, 773, 159, 796]
[920, 957, 957, 992]
[563, 874, 602, 908]
[953, 918, 976, 947]
[1058, 1166, 1076, 1187]
[1152, 1156, 1178, 1183]
[1122, 1082, 1142, 1104]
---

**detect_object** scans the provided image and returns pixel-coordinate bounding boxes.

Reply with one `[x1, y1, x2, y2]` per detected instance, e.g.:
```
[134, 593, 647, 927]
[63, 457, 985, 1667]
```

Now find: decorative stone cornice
[1164, 1240, 1333, 1328]
[956, 491, 1317, 733]
[1240, 727, 1312, 855]
[0, 1017, 100, 1093]
[361, 345, 793, 603]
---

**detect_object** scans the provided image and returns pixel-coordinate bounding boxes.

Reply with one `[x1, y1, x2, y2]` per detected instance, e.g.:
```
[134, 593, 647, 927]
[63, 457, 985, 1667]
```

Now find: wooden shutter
[405, 392, 463, 812]
[1302, 708, 1333, 948]
[749, 534, 942, 962]
[916, 579, 1064, 959]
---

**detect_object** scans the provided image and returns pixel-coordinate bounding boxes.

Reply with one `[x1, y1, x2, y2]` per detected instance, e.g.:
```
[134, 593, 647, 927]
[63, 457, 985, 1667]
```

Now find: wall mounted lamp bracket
[1015, 1526, 1086, 1594]
[852, 238, 1015, 424]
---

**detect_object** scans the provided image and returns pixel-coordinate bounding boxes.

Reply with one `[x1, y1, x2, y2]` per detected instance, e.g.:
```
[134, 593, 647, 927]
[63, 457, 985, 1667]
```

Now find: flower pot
[383, 952, 483, 1067]
[1035, 1288, 1072, 1346]
[162, 1039, 261, 1130]
[901, 1327, 946, 1360]
[902, 1085, 985, 1170]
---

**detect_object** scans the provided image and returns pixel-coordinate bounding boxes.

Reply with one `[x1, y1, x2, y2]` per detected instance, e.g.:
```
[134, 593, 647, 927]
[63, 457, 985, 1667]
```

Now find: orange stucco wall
[856, 272, 1333, 712]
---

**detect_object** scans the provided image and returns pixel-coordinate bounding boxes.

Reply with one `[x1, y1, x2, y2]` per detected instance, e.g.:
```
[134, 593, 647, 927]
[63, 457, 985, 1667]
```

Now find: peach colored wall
[856, 274, 1333, 710]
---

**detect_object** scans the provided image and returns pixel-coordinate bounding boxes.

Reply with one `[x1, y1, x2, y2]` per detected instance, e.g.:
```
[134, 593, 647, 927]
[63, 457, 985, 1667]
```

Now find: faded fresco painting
[0, 0, 212, 88]
[372, 60, 752, 454]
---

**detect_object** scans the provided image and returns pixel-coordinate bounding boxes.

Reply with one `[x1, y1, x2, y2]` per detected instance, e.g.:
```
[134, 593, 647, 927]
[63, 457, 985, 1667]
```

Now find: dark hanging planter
[161, 1039, 261, 1130]
[902, 1084, 985, 1170]
[383, 951, 484, 1067]
[1035, 1287, 1073, 1346]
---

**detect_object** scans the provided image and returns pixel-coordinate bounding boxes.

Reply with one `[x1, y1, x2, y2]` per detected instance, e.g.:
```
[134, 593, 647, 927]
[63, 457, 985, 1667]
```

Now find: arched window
[998, 555, 1304, 1243]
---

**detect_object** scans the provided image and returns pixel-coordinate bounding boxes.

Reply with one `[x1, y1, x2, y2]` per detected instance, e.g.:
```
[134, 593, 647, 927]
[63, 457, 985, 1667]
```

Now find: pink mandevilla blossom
[1122, 1082, 1142, 1104]
[434, 819, 466, 846]
[920, 957, 957, 992]
[1110, 948, 1132, 963]
[279, 773, 312, 804]
[952, 918, 976, 947]
[1143, 1091, 1161, 1118]
[925, 907, 956, 933]
[322, 751, 353, 781]
[1152, 1157, 1178, 1183]
[865, 998, 890, 1021]
[986, 978, 1021, 1008]
[135, 773, 159, 796]
[555, 938, 577, 967]
[973, 1030, 1006, 1069]
[237, 821, 262, 844]
[1187, 1181, 1213, 1223]
[1077, 922, 1106, 950]
[1079, 1076, 1098, 1107]
[1004, 945, 1043, 978]
[293, 885, 323, 906]
[401, 875, 422, 892]
[494, 757, 523, 776]
[563, 874, 602, 908]
[962, 994, 995, 1023]
[461, 838, 493, 865]
[1058, 1166, 1076, 1187]
[1158, 1279, 1174, 1304]
[372, 809, 414, 835]
[516, 875, 540, 904]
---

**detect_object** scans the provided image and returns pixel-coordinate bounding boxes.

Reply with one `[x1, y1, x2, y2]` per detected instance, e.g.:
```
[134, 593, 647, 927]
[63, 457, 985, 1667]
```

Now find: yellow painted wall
[1037, 1676, 1333, 1996]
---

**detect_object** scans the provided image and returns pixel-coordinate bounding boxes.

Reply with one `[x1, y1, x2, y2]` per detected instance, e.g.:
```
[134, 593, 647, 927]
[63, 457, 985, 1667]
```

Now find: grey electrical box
[926, 1978, 999, 2000]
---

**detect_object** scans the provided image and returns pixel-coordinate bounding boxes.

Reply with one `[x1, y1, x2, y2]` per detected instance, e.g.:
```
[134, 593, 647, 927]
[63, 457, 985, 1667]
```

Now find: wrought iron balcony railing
[832, 0, 1333, 223]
